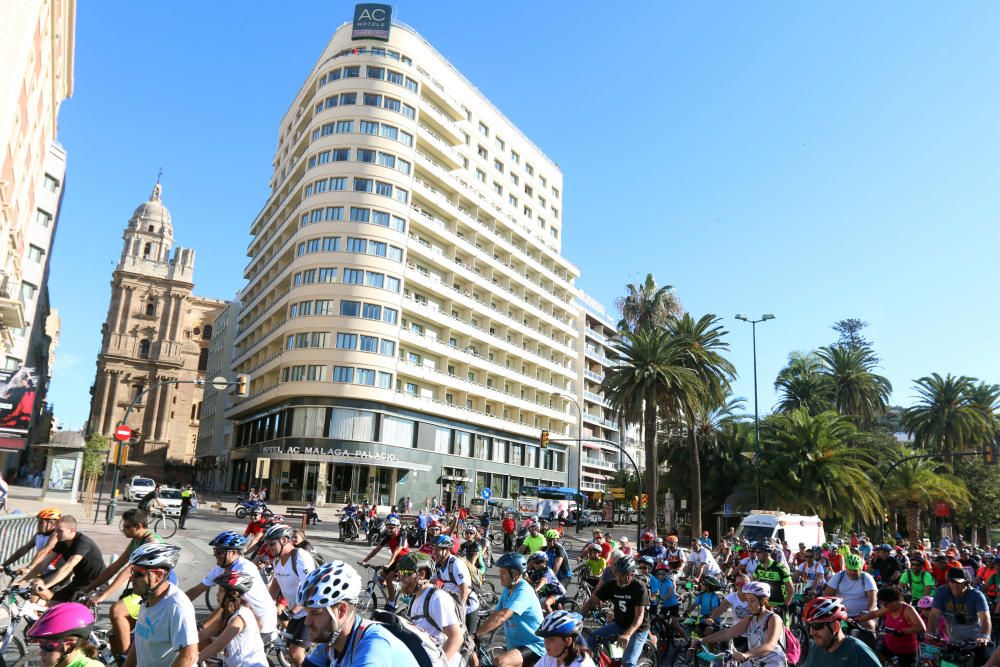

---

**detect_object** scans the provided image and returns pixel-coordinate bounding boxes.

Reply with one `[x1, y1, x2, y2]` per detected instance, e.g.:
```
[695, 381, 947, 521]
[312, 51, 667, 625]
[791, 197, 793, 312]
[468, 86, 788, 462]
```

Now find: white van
[736, 511, 826, 547]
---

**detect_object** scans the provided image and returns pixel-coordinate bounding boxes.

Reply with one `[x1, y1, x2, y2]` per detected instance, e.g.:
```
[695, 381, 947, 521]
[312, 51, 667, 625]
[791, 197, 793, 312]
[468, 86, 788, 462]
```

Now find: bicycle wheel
[554, 597, 578, 613]
[203, 586, 215, 612]
[637, 642, 658, 667]
[153, 515, 177, 539]
[269, 641, 291, 667]
[1, 634, 26, 667]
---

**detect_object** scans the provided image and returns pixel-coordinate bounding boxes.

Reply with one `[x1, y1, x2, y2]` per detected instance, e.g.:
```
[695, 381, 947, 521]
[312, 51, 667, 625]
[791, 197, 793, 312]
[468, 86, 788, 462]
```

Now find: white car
[126, 477, 156, 502]
[156, 488, 183, 517]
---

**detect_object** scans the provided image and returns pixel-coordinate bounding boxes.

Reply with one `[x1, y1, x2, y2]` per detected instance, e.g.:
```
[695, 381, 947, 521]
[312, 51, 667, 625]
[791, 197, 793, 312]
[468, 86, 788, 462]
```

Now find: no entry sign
[114, 425, 133, 442]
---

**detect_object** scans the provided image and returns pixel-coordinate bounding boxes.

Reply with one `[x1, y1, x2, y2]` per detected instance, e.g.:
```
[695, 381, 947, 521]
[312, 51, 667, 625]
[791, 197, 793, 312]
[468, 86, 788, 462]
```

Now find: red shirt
[244, 520, 266, 536]
[827, 553, 844, 573]
[502, 518, 516, 534]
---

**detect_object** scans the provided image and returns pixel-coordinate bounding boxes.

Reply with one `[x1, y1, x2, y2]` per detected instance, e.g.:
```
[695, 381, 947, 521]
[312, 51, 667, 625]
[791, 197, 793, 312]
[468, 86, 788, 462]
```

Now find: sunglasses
[397, 569, 415, 577]
[809, 622, 831, 631]
[131, 566, 163, 577]
[213, 548, 234, 555]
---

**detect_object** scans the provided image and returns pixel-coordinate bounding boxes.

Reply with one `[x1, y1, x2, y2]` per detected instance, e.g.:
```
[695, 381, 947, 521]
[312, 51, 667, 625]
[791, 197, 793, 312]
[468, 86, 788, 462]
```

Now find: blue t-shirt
[497, 579, 545, 656]
[651, 574, 678, 607]
[305, 616, 420, 667]
[932, 585, 989, 643]
[694, 591, 721, 617]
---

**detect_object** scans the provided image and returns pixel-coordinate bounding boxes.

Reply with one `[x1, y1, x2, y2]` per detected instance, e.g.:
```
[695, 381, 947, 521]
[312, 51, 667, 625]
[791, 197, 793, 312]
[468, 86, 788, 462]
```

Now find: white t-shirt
[410, 586, 464, 667]
[202, 556, 278, 634]
[723, 592, 751, 637]
[134, 583, 199, 667]
[688, 548, 722, 576]
[272, 548, 316, 619]
[223, 606, 268, 667]
[826, 570, 877, 616]
[539, 654, 598, 667]
[797, 561, 827, 589]
[435, 555, 480, 615]
[741, 557, 760, 575]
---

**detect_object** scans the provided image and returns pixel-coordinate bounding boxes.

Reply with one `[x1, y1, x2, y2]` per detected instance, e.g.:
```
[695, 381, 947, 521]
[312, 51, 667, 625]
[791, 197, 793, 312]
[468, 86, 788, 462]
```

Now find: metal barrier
[0, 513, 38, 567]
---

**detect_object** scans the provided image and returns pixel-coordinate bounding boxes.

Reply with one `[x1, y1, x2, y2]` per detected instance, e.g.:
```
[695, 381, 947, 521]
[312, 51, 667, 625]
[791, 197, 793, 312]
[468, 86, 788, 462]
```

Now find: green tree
[816, 344, 892, 427]
[954, 459, 1000, 538]
[82, 434, 109, 477]
[831, 318, 872, 350]
[614, 274, 678, 334]
[603, 328, 701, 530]
[667, 313, 737, 537]
[901, 373, 991, 455]
[760, 409, 883, 525]
[774, 352, 832, 415]
[882, 450, 970, 538]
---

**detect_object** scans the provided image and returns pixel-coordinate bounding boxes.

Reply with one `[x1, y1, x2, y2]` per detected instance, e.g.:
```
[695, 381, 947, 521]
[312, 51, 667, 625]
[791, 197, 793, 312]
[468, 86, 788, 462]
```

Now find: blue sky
[48, 2, 1000, 428]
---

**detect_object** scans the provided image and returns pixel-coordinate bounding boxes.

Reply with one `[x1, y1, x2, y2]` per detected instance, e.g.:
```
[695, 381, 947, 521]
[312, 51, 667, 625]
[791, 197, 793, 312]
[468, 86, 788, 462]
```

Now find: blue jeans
[591, 622, 649, 667]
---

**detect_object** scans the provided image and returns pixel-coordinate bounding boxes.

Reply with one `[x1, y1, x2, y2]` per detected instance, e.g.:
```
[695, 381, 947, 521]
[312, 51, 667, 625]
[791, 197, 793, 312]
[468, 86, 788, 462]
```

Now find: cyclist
[397, 552, 465, 667]
[27, 515, 104, 603]
[2, 507, 60, 578]
[753, 542, 794, 618]
[243, 508, 268, 551]
[638, 531, 665, 563]
[267, 524, 315, 667]
[358, 515, 409, 609]
[698, 581, 787, 666]
[580, 544, 606, 588]
[928, 567, 992, 665]
[125, 543, 198, 667]
[199, 570, 268, 667]
[651, 562, 684, 638]
[299, 560, 419, 667]
[185, 531, 278, 644]
[544, 530, 571, 585]
[900, 557, 935, 604]
[137, 485, 163, 513]
[81, 509, 163, 657]
[25, 602, 103, 667]
[855, 586, 924, 667]
[419, 519, 443, 555]
[822, 553, 876, 630]
[709, 573, 752, 648]
[688, 538, 723, 581]
[795, 548, 828, 594]
[534, 610, 596, 667]
[527, 551, 566, 614]
[741, 544, 762, 576]
[664, 535, 685, 566]
[690, 575, 724, 618]
[870, 544, 902, 586]
[475, 552, 545, 667]
[432, 534, 481, 633]
[460, 525, 487, 579]
[520, 522, 546, 556]
[800, 596, 880, 667]
[580, 555, 650, 667]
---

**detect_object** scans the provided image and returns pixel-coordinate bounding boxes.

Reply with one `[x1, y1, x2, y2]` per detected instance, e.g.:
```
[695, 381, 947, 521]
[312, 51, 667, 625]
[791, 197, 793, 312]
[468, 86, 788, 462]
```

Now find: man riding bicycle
[475, 552, 545, 667]
[2, 507, 60, 579]
[928, 567, 992, 666]
[581, 555, 650, 667]
[801, 596, 880, 667]
[266, 524, 316, 667]
[25, 515, 104, 603]
[752, 542, 793, 619]
[358, 515, 409, 610]
[125, 543, 198, 667]
[397, 552, 466, 667]
[822, 553, 877, 632]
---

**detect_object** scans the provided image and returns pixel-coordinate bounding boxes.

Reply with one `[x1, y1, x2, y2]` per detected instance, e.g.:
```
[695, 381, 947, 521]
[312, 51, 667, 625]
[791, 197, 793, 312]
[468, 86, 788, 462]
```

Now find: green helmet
[844, 553, 864, 571]
[397, 551, 433, 574]
[544, 529, 559, 540]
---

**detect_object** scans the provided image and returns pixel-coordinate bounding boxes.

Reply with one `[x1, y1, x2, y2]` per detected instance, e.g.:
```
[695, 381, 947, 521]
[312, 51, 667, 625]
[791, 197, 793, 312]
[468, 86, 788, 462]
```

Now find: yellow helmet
[37, 508, 62, 520]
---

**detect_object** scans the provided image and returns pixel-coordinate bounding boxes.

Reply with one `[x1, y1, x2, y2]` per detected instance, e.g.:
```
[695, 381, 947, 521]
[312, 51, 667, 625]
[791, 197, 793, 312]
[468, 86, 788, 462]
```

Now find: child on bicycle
[689, 575, 723, 618]
[459, 525, 487, 579]
[580, 544, 606, 589]
[527, 551, 566, 614]
[26, 602, 103, 667]
[198, 571, 268, 667]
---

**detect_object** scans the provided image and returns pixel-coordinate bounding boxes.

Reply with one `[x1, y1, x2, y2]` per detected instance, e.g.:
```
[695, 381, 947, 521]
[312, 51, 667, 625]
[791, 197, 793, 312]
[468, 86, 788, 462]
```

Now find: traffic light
[540, 430, 549, 449]
[236, 374, 250, 398]
[984, 442, 998, 465]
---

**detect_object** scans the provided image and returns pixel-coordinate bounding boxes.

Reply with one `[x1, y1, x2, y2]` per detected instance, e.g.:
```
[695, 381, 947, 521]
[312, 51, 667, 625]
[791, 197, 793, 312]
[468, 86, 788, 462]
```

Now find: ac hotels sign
[352, 4, 392, 41]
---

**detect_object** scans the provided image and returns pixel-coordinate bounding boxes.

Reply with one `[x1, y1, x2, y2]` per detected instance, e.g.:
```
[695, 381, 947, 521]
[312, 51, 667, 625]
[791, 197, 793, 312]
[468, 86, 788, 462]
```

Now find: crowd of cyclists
[6, 505, 1000, 667]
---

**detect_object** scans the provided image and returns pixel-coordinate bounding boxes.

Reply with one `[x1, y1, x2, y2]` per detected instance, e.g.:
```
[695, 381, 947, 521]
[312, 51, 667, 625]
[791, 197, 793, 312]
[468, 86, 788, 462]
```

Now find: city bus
[517, 485, 578, 520]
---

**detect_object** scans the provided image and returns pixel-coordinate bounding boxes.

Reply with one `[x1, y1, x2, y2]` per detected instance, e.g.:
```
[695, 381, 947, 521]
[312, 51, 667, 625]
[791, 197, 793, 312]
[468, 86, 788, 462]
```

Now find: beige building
[227, 13, 583, 507]
[87, 183, 224, 481]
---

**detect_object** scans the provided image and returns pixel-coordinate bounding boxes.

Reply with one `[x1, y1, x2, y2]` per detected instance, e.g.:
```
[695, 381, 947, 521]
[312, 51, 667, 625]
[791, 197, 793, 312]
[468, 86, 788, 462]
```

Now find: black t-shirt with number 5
[596, 578, 650, 631]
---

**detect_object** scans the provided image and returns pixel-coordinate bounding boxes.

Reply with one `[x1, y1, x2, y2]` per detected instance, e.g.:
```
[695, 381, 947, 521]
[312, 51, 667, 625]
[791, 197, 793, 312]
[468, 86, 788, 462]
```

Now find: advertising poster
[47, 458, 76, 491]
[0, 367, 37, 435]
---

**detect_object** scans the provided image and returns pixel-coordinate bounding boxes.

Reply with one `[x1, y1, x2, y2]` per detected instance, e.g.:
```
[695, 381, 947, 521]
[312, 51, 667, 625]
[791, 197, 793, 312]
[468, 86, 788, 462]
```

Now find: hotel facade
[225, 10, 618, 508]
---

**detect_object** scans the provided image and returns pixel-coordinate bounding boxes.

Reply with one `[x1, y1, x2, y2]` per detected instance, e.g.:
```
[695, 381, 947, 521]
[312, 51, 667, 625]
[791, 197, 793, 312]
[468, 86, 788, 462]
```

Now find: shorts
[121, 594, 142, 620]
[285, 616, 311, 647]
[513, 646, 541, 667]
[660, 603, 680, 618]
[50, 584, 82, 603]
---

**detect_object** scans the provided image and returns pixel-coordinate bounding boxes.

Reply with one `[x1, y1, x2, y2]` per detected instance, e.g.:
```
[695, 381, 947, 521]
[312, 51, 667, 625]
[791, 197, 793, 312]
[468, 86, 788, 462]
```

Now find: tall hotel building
[227, 10, 584, 508]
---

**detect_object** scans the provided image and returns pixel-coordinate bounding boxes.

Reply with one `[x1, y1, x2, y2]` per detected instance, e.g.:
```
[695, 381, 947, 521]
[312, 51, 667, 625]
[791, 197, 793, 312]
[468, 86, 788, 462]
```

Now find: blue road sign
[723, 503, 733, 516]
[455, 485, 465, 494]
[481, 488, 492, 500]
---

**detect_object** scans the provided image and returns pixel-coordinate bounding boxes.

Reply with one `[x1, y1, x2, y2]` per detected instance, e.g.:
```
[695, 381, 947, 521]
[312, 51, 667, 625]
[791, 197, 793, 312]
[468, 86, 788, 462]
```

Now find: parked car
[126, 477, 156, 502]
[156, 488, 183, 517]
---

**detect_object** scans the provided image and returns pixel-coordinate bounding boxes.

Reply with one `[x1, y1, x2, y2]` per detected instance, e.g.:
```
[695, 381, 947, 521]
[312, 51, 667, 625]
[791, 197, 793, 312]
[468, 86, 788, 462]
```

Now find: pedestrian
[179, 485, 194, 529]
[423, 496, 430, 510]
[416, 509, 428, 547]
[404, 496, 412, 514]
[0, 470, 8, 513]
[502, 512, 516, 553]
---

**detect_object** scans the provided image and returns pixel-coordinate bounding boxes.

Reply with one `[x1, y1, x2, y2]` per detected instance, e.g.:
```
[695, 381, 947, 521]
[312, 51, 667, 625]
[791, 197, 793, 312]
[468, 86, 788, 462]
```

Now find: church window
[203, 325, 213, 340]
[143, 243, 152, 258]
[198, 348, 209, 372]
[145, 301, 157, 316]
[139, 339, 151, 359]
[148, 225, 155, 232]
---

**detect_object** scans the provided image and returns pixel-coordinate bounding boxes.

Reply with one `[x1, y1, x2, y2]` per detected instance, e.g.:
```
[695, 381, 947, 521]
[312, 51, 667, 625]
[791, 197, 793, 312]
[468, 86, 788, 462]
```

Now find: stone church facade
[87, 182, 224, 480]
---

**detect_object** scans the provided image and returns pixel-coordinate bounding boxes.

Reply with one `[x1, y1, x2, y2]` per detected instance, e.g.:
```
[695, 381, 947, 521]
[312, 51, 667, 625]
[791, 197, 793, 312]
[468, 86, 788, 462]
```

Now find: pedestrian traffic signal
[236, 374, 250, 398]
[984, 442, 998, 466]
[540, 430, 549, 449]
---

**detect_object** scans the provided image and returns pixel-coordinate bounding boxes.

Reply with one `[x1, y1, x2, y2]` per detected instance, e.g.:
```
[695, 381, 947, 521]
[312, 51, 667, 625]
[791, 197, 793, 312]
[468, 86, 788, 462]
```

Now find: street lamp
[554, 391, 585, 533]
[734, 314, 775, 509]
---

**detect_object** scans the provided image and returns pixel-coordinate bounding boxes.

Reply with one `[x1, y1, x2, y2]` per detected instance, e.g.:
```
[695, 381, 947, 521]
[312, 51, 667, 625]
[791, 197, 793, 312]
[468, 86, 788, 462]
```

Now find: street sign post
[456, 485, 465, 494]
[481, 487, 492, 500]
[114, 425, 132, 442]
[723, 503, 733, 516]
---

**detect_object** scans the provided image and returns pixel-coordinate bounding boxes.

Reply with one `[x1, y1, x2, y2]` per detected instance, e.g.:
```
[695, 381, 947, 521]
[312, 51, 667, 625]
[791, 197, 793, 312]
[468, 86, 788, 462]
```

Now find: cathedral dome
[129, 182, 172, 231]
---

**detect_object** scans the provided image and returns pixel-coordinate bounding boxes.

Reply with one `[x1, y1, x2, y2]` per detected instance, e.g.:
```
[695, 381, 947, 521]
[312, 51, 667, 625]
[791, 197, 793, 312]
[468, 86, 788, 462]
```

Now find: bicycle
[357, 564, 393, 617]
[471, 634, 514, 667]
[148, 510, 177, 539]
[918, 636, 980, 667]
[582, 627, 657, 667]
[0, 584, 46, 667]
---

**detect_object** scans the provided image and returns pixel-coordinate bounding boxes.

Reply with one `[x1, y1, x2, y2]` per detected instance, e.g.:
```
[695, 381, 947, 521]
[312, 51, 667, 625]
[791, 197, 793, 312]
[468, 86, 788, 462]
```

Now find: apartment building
[227, 9, 583, 508]
[194, 297, 240, 493]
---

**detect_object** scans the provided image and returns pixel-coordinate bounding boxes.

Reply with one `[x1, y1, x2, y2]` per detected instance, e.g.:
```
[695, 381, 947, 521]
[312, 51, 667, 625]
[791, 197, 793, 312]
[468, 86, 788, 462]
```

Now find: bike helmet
[27, 603, 94, 640]
[844, 554, 864, 571]
[397, 552, 434, 573]
[214, 570, 254, 594]
[917, 596, 934, 609]
[701, 575, 723, 591]
[264, 515, 285, 526]
[264, 524, 294, 542]
[428, 519, 441, 528]
[742, 581, 771, 599]
[385, 516, 401, 527]
[535, 610, 584, 638]
[665, 535, 678, 543]
[641, 530, 655, 542]
[128, 542, 181, 570]
[297, 560, 362, 609]
[638, 555, 656, 568]
[654, 563, 670, 573]
[614, 555, 636, 575]
[463, 525, 478, 535]
[544, 529, 559, 540]
[210, 530, 249, 552]
[803, 597, 848, 624]
[528, 551, 548, 564]
[751, 541, 768, 552]
[36, 507, 62, 521]
[497, 552, 527, 575]
[433, 535, 455, 549]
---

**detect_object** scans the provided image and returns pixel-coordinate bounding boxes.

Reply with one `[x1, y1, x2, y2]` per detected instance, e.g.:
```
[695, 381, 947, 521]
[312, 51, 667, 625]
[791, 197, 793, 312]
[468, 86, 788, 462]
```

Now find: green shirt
[900, 570, 934, 599]
[754, 560, 793, 605]
[64, 652, 104, 667]
[805, 636, 881, 667]
[522, 534, 546, 554]
[127, 530, 163, 556]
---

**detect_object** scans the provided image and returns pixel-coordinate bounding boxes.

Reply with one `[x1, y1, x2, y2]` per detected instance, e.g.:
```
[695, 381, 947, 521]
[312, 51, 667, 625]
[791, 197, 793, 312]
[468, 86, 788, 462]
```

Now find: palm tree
[815, 344, 892, 426]
[615, 274, 679, 334]
[902, 373, 992, 455]
[882, 452, 970, 537]
[667, 313, 737, 537]
[602, 329, 702, 530]
[761, 409, 883, 525]
[774, 352, 831, 415]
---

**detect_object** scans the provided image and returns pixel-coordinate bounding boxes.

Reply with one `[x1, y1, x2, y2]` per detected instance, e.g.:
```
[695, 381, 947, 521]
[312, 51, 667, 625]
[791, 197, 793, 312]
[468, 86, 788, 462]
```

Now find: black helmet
[614, 555, 636, 575]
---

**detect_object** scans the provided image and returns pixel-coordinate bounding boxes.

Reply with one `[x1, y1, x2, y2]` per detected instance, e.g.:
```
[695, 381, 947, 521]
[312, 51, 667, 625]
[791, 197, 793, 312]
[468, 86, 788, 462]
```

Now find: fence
[0, 514, 39, 567]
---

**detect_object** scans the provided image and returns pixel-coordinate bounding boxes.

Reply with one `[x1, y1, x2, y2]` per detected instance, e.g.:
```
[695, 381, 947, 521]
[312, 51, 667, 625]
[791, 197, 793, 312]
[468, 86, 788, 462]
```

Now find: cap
[947, 568, 968, 583]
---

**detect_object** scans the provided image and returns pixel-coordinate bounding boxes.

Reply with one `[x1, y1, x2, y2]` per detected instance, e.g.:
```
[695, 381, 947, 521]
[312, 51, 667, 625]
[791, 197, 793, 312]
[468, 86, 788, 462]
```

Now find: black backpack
[408, 586, 475, 662]
[367, 611, 449, 667]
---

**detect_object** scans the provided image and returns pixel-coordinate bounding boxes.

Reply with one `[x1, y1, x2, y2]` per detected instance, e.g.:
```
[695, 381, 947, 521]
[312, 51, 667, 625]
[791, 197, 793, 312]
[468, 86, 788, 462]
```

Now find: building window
[34, 209, 52, 227]
[332, 366, 355, 383]
[203, 325, 213, 341]
[377, 371, 393, 389]
[138, 339, 151, 359]
[198, 348, 209, 371]
[20, 282, 37, 301]
[361, 303, 381, 320]
[478, 122, 489, 137]
[340, 301, 360, 317]
[43, 175, 59, 192]
[379, 339, 395, 356]
[336, 333, 357, 349]
[343, 269, 364, 285]
[356, 368, 376, 386]
[145, 300, 157, 316]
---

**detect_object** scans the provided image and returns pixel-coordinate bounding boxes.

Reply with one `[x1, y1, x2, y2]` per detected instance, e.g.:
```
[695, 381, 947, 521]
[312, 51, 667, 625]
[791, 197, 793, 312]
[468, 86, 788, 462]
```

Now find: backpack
[409, 586, 475, 661]
[764, 611, 801, 665]
[439, 556, 485, 603]
[368, 610, 449, 667]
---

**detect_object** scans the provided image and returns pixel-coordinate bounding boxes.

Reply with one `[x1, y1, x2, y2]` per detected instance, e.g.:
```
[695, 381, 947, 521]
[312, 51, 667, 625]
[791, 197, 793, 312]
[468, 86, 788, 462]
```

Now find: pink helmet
[27, 602, 94, 640]
[917, 596, 934, 609]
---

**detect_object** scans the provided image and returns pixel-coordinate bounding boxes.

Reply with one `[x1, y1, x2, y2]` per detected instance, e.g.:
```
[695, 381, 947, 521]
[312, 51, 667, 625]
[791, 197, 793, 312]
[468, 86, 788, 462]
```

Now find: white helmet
[385, 516, 401, 527]
[297, 560, 362, 608]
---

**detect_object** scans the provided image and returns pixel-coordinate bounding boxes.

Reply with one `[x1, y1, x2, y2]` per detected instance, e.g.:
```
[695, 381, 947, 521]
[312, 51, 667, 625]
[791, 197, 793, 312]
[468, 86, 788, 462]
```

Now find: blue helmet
[535, 610, 584, 638]
[433, 535, 455, 549]
[496, 552, 527, 574]
[210, 531, 248, 552]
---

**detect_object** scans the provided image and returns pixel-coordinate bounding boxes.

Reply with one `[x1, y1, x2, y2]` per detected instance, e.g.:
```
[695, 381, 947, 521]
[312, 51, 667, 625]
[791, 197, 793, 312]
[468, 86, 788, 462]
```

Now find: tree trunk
[644, 392, 658, 530]
[904, 504, 922, 540]
[689, 425, 702, 539]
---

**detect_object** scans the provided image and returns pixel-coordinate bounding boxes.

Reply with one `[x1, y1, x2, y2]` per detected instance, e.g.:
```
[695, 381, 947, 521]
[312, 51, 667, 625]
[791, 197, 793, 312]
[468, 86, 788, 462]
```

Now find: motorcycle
[367, 516, 386, 545]
[235, 497, 273, 519]
[339, 514, 360, 542]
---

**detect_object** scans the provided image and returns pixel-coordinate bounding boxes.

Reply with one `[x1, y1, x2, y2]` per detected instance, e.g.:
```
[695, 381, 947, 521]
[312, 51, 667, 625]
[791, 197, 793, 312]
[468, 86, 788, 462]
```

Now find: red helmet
[803, 597, 848, 624]
[641, 531, 655, 542]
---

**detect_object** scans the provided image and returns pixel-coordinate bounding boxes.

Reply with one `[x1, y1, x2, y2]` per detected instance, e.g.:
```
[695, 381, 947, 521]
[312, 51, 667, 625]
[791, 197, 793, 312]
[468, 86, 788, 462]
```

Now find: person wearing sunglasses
[125, 542, 198, 667]
[266, 524, 315, 667]
[25, 602, 103, 667]
[199, 571, 268, 667]
[2, 507, 60, 580]
[699, 581, 786, 667]
[928, 568, 992, 666]
[800, 596, 879, 667]
[397, 552, 466, 667]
